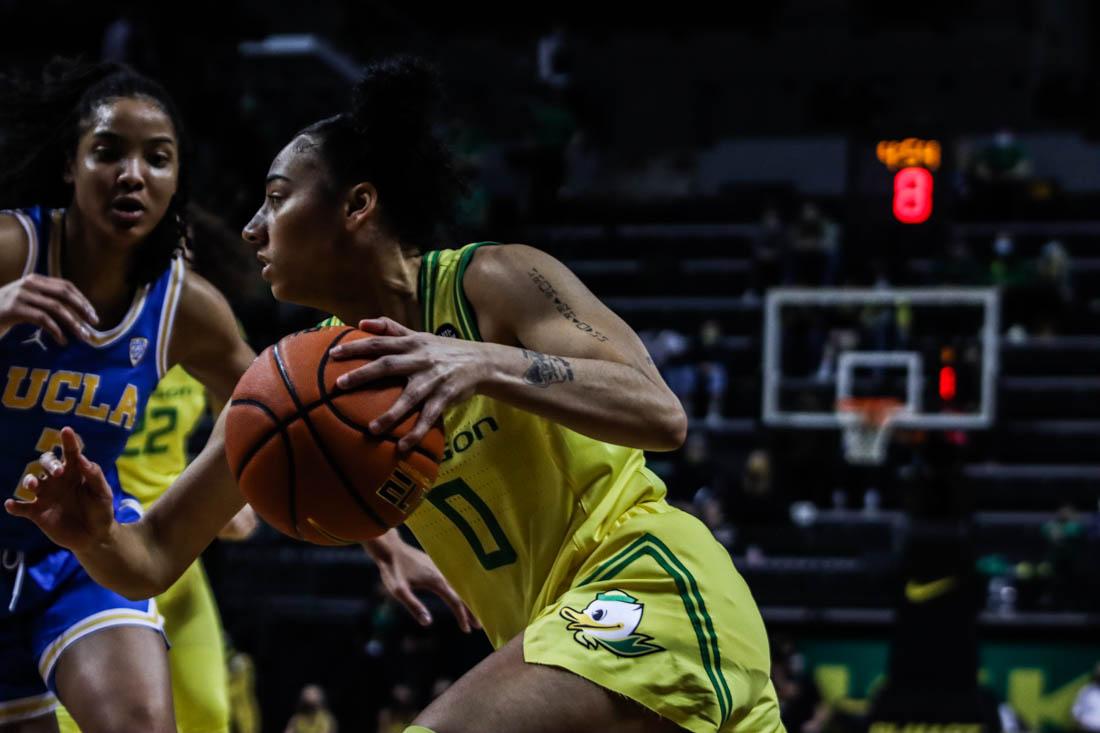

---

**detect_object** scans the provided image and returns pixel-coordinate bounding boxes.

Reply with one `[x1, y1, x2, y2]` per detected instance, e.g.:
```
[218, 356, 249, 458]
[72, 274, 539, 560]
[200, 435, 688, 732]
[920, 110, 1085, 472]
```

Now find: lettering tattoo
[521, 349, 574, 387]
[528, 267, 610, 343]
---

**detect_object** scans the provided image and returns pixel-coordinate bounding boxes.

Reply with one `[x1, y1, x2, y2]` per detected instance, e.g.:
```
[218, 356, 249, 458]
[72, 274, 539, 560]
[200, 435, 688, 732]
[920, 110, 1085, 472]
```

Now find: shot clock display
[877, 138, 940, 225]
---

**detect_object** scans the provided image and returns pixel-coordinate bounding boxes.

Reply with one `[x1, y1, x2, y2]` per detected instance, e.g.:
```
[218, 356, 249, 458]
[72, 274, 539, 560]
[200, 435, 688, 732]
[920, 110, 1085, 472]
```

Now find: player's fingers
[5, 496, 42, 519]
[393, 584, 432, 626]
[432, 577, 472, 633]
[369, 377, 432, 434]
[38, 451, 63, 478]
[397, 396, 446, 453]
[60, 427, 84, 466]
[15, 306, 67, 345]
[330, 335, 410, 359]
[22, 291, 92, 341]
[30, 276, 98, 325]
[468, 606, 482, 630]
[335, 355, 419, 390]
[358, 317, 412, 336]
[76, 454, 112, 501]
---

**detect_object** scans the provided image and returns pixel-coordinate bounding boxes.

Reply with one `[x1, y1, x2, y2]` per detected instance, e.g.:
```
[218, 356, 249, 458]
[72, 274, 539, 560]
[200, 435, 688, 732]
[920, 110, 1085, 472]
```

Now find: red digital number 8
[893, 167, 933, 224]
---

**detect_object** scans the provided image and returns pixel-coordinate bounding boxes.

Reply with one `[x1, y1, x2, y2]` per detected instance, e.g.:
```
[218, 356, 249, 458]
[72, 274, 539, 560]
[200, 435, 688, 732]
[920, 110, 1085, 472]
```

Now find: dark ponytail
[300, 55, 466, 249]
[0, 58, 191, 287]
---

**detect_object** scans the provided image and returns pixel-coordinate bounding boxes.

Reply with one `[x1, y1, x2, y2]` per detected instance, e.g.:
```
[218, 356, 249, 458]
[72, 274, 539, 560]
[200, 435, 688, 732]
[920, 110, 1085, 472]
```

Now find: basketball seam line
[229, 397, 299, 538]
[272, 340, 390, 532]
[315, 329, 444, 464]
[229, 398, 440, 465]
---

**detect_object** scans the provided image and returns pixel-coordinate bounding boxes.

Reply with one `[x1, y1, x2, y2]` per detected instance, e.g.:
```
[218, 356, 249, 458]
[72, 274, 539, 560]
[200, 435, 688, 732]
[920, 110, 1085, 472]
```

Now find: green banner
[799, 639, 1098, 731]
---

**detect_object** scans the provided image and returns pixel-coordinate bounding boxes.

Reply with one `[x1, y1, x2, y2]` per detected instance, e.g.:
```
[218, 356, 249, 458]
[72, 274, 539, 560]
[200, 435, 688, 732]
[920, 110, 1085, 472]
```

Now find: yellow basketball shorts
[524, 505, 785, 733]
[57, 560, 229, 733]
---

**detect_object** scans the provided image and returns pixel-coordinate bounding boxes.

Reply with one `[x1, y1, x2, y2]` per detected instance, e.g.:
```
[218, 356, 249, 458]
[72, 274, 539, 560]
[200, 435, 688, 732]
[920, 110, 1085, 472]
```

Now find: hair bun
[350, 55, 441, 138]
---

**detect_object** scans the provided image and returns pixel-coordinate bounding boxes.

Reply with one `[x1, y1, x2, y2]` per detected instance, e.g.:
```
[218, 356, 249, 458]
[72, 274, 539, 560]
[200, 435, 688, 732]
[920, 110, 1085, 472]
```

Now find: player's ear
[345, 182, 378, 230]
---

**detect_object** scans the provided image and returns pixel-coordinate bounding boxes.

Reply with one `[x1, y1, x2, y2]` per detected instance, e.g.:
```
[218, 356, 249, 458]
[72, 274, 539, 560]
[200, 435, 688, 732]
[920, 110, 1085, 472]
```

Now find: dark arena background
[3, 2, 1100, 731]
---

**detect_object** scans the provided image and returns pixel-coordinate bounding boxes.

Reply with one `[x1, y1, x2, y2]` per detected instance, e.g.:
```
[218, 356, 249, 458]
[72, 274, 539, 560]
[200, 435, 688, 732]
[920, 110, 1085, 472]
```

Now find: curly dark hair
[0, 58, 190, 287]
[298, 55, 466, 250]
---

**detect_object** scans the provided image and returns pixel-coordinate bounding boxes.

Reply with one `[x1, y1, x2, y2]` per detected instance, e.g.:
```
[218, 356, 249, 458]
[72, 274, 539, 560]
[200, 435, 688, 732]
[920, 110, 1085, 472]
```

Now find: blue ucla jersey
[0, 207, 186, 553]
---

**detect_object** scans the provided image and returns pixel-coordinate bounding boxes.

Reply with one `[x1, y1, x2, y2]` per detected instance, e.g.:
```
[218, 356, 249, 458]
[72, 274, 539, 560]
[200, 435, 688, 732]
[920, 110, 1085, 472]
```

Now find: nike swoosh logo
[905, 576, 957, 603]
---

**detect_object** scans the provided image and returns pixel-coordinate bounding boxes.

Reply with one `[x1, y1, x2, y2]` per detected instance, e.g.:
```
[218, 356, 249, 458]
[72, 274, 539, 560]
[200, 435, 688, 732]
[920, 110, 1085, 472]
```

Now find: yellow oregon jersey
[331, 243, 665, 646]
[117, 365, 207, 506]
[325, 244, 781, 733]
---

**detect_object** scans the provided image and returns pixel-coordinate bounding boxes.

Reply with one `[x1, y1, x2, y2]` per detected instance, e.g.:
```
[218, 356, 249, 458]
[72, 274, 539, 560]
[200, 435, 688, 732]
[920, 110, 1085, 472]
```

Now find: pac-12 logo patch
[129, 337, 149, 366]
[435, 323, 460, 339]
[560, 590, 664, 657]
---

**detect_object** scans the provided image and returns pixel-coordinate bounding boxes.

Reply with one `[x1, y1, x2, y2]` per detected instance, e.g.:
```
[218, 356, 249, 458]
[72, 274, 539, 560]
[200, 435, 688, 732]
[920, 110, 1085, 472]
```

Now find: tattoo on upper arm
[521, 349, 574, 387]
[528, 267, 610, 343]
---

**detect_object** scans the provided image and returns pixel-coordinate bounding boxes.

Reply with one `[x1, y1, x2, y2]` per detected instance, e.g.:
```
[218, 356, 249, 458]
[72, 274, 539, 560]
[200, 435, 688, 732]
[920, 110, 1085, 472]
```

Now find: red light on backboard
[893, 167, 934, 224]
[939, 365, 957, 401]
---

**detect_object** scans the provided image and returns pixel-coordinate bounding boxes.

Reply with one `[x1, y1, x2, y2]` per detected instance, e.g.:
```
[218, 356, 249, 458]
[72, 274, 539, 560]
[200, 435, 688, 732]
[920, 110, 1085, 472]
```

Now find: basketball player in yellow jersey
[10, 57, 783, 733]
[55, 365, 258, 733]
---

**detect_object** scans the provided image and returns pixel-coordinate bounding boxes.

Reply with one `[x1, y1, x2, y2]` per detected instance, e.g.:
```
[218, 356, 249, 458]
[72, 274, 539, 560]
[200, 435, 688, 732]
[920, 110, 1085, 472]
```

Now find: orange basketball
[224, 326, 444, 545]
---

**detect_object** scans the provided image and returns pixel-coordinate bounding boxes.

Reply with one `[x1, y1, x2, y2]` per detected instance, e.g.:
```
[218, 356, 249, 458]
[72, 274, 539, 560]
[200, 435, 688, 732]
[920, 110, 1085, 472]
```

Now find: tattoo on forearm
[528, 267, 610, 343]
[521, 349, 575, 387]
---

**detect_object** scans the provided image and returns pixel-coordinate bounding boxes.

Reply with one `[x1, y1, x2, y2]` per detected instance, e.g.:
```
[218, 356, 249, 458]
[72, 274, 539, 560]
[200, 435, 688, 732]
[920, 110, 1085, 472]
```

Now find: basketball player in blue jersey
[0, 61, 257, 733]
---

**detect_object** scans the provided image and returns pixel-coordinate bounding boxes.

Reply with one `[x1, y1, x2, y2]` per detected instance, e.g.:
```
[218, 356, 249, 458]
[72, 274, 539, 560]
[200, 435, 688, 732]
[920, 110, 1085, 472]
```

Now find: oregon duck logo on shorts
[560, 590, 664, 657]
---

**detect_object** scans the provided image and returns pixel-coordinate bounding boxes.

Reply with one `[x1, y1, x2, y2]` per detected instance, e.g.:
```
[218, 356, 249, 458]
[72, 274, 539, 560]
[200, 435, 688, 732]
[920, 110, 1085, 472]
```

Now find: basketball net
[836, 398, 903, 465]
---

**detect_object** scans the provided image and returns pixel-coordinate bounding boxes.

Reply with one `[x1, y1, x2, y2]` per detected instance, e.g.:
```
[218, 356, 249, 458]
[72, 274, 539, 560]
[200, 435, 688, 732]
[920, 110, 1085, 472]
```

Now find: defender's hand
[0, 274, 99, 344]
[5, 427, 116, 553]
[365, 532, 480, 633]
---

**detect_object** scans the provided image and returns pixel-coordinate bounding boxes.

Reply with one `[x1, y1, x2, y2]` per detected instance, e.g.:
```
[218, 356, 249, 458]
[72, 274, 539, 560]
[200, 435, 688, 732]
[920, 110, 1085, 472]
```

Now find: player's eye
[92, 146, 120, 162]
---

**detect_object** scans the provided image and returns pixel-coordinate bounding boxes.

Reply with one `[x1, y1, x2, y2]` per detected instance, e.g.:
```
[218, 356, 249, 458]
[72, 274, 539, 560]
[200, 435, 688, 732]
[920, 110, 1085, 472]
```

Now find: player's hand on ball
[331, 317, 488, 452]
[372, 537, 480, 634]
[4, 427, 116, 553]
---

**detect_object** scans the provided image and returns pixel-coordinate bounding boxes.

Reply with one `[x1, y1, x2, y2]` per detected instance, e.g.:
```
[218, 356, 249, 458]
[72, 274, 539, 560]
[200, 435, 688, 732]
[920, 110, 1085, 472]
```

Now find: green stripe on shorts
[580, 533, 733, 723]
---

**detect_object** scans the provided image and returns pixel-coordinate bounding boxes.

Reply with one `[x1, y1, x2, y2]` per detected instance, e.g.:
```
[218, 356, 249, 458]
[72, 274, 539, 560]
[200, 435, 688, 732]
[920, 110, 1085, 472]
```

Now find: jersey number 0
[427, 479, 517, 570]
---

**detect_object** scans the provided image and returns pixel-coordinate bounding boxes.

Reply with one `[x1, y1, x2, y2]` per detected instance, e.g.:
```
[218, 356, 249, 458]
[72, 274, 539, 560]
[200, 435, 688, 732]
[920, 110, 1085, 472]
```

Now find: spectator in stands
[749, 205, 788, 297]
[727, 450, 789, 553]
[1026, 239, 1075, 335]
[614, 149, 698, 200]
[970, 128, 1032, 184]
[937, 235, 983, 285]
[430, 678, 453, 701]
[771, 636, 830, 733]
[376, 682, 419, 733]
[693, 486, 735, 550]
[1042, 505, 1087, 608]
[665, 432, 718, 503]
[227, 647, 261, 733]
[519, 85, 577, 214]
[1072, 663, 1100, 732]
[987, 232, 1032, 288]
[648, 320, 728, 421]
[536, 23, 573, 92]
[697, 319, 729, 423]
[560, 127, 607, 199]
[786, 202, 841, 286]
[284, 684, 337, 733]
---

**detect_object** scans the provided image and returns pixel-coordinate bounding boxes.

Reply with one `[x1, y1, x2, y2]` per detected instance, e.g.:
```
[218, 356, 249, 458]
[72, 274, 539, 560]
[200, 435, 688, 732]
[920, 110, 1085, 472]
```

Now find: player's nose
[241, 212, 266, 247]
